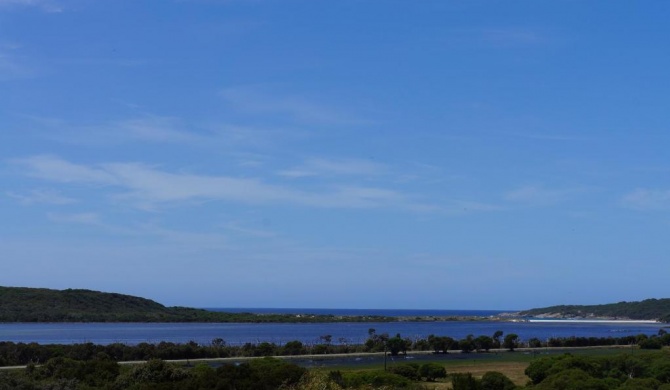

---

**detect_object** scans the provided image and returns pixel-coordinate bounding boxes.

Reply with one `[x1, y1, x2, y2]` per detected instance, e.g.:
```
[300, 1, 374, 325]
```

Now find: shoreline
[527, 319, 660, 324]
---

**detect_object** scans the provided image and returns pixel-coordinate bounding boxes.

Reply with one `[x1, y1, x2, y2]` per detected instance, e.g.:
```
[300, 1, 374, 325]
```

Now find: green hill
[518, 298, 670, 322]
[0, 286, 392, 323]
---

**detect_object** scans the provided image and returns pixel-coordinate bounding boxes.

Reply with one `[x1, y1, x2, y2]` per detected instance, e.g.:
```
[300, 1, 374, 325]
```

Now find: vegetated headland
[0, 286, 492, 323]
[509, 298, 670, 323]
[2, 285, 670, 323]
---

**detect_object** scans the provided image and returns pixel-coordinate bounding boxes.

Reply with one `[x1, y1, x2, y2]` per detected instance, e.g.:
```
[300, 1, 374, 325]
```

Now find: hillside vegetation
[519, 298, 670, 322]
[0, 286, 392, 323]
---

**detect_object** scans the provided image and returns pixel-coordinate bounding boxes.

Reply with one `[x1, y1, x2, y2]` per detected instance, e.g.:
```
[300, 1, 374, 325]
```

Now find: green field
[310, 347, 661, 389]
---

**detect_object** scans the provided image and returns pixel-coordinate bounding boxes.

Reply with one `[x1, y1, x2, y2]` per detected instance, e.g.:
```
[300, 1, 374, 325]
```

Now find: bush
[389, 363, 420, 380]
[639, 337, 663, 349]
[480, 371, 516, 390]
[419, 362, 447, 381]
[341, 370, 412, 388]
[618, 377, 662, 389]
[451, 373, 481, 390]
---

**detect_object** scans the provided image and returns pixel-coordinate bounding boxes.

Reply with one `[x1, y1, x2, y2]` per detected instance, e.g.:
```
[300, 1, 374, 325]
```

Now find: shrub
[419, 362, 447, 381]
[389, 363, 420, 380]
[480, 371, 516, 390]
[341, 370, 411, 388]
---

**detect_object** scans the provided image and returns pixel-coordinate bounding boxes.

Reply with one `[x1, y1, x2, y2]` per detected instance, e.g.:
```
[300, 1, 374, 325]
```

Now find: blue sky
[2, 0, 669, 310]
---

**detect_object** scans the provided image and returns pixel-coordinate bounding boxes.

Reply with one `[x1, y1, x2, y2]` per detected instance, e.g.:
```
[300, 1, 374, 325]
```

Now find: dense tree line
[519, 298, 670, 322]
[2, 329, 669, 367]
[0, 355, 515, 389]
[2, 347, 670, 389]
[524, 351, 670, 389]
[0, 356, 308, 390]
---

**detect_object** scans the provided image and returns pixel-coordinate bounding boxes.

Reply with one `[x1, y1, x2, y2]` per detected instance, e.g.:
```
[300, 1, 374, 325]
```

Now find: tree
[459, 336, 475, 353]
[364, 330, 388, 352]
[320, 335, 333, 345]
[427, 334, 453, 354]
[451, 373, 481, 390]
[418, 362, 447, 382]
[318, 335, 332, 354]
[386, 334, 407, 356]
[639, 337, 663, 349]
[493, 330, 504, 348]
[532, 369, 612, 390]
[503, 334, 519, 351]
[211, 338, 226, 348]
[528, 337, 543, 348]
[282, 340, 305, 356]
[475, 335, 494, 352]
[480, 371, 516, 390]
[389, 364, 420, 380]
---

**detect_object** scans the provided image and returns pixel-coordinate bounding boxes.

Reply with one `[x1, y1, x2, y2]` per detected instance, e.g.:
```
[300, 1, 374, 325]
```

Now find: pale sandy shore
[528, 319, 660, 323]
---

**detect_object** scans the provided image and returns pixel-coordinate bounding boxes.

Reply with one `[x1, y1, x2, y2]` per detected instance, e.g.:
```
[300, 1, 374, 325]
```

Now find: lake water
[0, 320, 666, 346]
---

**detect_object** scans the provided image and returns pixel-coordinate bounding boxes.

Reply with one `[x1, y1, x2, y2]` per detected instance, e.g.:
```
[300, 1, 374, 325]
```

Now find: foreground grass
[310, 346, 660, 389]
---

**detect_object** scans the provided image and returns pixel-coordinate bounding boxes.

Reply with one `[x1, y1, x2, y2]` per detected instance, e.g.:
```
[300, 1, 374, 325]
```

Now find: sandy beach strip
[528, 319, 660, 324]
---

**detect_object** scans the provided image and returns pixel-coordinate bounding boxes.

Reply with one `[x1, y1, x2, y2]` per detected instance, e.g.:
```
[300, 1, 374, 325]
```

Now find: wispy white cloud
[44, 212, 231, 249]
[0, 45, 34, 81]
[0, 0, 62, 12]
[621, 189, 670, 211]
[12, 155, 432, 211]
[6, 189, 75, 205]
[30, 115, 204, 146]
[134, 224, 230, 249]
[504, 185, 583, 206]
[220, 85, 369, 125]
[13, 155, 119, 184]
[48, 212, 100, 225]
[26, 114, 300, 151]
[118, 117, 201, 143]
[278, 158, 386, 178]
[441, 199, 501, 213]
[222, 221, 277, 238]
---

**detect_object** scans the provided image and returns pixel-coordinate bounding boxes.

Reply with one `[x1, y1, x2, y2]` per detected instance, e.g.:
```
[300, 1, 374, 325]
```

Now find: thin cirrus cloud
[621, 189, 670, 211]
[0, 47, 34, 81]
[30, 114, 296, 150]
[0, 0, 62, 12]
[33, 116, 206, 146]
[118, 117, 202, 144]
[278, 158, 387, 178]
[6, 189, 75, 205]
[504, 185, 582, 206]
[47, 212, 100, 225]
[12, 155, 427, 211]
[220, 86, 368, 126]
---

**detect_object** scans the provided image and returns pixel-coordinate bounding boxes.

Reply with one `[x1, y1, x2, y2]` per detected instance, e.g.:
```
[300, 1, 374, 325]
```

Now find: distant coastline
[206, 307, 513, 318]
[3, 286, 669, 323]
[528, 319, 660, 324]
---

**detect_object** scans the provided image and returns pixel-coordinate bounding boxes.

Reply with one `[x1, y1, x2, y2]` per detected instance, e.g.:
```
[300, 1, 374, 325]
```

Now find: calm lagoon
[0, 321, 666, 346]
